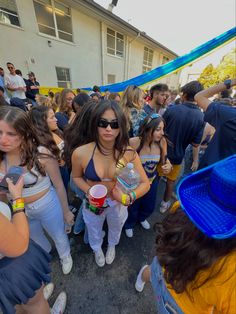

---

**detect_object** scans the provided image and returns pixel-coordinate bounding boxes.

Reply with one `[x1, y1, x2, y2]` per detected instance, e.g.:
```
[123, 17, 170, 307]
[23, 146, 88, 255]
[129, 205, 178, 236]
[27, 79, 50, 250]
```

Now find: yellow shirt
[168, 252, 236, 314]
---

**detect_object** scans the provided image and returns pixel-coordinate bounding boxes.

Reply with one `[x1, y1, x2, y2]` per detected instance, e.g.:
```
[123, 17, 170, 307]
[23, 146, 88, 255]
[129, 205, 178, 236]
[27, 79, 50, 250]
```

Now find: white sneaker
[51, 291, 67, 314]
[94, 249, 105, 267]
[140, 220, 150, 230]
[159, 200, 171, 214]
[61, 254, 73, 275]
[43, 283, 54, 300]
[105, 246, 116, 265]
[135, 265, 149, 292]
[125, 229, 133, 238]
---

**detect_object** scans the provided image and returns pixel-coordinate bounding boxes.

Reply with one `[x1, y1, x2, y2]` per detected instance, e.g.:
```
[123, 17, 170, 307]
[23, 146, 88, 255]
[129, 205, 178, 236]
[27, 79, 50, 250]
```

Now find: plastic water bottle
[116, 163, 140, 193]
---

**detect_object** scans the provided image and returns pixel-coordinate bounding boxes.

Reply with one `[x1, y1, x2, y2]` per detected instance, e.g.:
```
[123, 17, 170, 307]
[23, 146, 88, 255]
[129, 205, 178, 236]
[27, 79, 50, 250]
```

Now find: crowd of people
[0, 61, 236, 314]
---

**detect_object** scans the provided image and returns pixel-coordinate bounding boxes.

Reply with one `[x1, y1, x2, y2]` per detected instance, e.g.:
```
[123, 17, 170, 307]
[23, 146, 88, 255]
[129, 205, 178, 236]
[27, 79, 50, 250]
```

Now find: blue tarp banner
[82, 27, 236, 92]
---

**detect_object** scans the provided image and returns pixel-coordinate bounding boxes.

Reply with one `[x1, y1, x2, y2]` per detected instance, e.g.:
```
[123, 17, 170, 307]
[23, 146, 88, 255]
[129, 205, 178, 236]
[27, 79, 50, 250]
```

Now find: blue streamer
[82, 27, 236, 92]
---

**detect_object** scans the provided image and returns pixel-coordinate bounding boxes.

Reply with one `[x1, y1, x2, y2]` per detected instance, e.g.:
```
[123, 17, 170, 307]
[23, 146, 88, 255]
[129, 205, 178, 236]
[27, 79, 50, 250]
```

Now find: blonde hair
[58, 89, 75, 115]
[35, 94, 53, 108]
[120, 85, 144, 117]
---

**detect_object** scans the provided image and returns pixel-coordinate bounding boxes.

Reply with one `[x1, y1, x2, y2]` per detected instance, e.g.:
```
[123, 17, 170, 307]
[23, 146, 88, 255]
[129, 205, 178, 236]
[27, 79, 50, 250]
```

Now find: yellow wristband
[12, 203, 25, 211]
[121, 193, 127, 205]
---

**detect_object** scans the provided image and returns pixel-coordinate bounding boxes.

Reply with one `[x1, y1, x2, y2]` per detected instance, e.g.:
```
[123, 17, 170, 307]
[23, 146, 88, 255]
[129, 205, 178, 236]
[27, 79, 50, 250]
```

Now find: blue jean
[151, 257, 184, 314]
[70, 176, 88, 243]
[25, 187, 71, 259]
[124, 176, 158, 229]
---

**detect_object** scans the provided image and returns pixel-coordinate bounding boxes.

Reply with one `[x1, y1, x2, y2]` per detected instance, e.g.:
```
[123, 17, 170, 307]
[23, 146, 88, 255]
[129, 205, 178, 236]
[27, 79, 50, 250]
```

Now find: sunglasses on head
[98, 119, 119, 129]
[146, 113, 161, 124]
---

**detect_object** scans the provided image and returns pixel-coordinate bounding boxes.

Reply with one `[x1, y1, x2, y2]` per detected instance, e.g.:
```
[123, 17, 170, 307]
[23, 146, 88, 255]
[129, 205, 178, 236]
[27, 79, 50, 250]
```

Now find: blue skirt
[0, 240, 51, 314]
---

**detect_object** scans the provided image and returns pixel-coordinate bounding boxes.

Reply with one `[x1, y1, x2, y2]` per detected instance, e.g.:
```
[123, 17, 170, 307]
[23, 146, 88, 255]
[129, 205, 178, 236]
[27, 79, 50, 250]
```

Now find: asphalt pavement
[49, 180, 167, 314]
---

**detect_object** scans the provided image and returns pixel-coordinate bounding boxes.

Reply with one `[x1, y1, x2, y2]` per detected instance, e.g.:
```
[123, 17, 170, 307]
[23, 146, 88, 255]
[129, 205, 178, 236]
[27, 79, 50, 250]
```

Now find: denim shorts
[150, 257, 184, 314]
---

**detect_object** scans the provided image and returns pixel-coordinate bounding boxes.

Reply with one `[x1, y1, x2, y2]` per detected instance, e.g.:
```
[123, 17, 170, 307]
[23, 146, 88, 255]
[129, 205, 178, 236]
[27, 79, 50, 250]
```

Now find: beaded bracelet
[131, 191, 136, 202]
[12, 209, 25, 216]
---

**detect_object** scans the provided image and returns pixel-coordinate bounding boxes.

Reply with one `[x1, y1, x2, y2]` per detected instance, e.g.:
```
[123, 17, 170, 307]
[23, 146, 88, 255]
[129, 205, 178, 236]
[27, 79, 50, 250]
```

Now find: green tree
[199, 49, 236, 88]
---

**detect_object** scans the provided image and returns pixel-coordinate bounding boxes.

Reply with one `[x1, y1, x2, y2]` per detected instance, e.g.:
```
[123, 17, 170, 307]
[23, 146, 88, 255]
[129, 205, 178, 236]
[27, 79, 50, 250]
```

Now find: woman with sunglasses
[72, 100, 150, 267]
[120, 85, 145, 137]
[124, 113, 172, 237]
[0, 106, 73, 275]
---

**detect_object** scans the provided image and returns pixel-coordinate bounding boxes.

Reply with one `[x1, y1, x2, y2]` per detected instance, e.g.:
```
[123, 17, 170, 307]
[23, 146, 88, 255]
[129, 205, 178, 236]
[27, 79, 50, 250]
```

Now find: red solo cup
[89, 184, 108, 207]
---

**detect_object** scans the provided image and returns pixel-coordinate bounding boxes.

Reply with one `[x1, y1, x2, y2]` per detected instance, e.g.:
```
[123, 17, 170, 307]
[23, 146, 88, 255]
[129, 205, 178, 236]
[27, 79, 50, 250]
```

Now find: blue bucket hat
[177, 155, 236, 239]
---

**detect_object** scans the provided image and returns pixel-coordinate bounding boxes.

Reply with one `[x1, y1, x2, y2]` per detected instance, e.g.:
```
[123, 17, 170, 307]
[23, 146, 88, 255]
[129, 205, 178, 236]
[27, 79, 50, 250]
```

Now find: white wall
[0, 0, 103, 88]
[0, 0, 179, 89]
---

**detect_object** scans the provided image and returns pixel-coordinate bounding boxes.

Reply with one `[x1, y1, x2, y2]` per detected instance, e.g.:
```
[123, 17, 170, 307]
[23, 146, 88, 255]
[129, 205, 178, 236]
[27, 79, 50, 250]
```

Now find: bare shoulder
[72, 142, 94, 160]
[123, 145, 137, 163]
[129, 137, 140, 150]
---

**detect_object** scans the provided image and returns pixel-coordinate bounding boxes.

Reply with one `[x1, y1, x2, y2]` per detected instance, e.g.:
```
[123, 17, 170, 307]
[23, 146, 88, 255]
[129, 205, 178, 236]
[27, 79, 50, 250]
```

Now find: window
[142, 47, 153, 73]
[107, 28, 124, 57]
[0, 0, 20, 26]
[107, 74, 116, 84]
[33, 0, 72, 42]
[56, 67, 71, 88]
[162, 56, 170, 64]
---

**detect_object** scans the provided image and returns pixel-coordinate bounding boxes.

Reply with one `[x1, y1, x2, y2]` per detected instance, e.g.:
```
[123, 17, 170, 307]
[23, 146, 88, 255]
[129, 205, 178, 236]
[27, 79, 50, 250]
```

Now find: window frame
[0, 0, 21, 28]
[162, 56, 170, 65]
[33, 0, 73, 42]
[55, 66, 72, 88]
[142, 46, 153, 73]
[106, 27, 124, 58]
[107, 74, 116, 84]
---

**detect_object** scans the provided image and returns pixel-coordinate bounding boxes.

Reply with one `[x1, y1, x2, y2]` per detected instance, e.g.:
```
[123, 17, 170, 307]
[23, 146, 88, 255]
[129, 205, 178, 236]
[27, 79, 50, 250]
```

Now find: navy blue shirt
[163, 102, 204, 165]
[199, 102, 236, 169]
[55, 112, 69, 131]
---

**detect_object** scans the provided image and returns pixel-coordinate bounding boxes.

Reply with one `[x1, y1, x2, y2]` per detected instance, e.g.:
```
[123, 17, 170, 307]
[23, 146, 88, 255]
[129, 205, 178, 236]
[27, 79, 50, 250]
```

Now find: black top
[25, 79, 40, 100]
[199, 102, 236, 169]
[163, 102, 204, 165]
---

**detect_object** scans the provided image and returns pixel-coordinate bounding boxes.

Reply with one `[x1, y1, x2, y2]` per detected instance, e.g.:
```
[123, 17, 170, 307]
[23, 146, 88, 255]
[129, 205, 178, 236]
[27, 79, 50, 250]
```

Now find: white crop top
[0, 167, 51, 198]
[0, 146, 52, 198]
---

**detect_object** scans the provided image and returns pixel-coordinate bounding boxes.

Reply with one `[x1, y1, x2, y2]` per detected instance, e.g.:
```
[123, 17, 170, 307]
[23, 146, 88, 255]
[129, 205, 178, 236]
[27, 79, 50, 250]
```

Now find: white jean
[82, 199, 128, 252]
[25, 187, 70, 259]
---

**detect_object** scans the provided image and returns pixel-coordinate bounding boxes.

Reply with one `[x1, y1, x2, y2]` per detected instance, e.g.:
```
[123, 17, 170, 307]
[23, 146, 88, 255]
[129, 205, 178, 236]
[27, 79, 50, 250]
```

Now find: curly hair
[0, 106, 45, 176]
[28, 106, 61, 161]
[155, 208, 236, 294]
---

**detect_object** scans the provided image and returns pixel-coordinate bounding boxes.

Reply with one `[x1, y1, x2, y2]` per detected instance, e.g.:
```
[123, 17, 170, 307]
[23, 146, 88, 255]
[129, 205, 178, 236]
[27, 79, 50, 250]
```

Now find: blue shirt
[163, 102, 204, 165]
[55, 112, 69, 131]
[0, 76, 4, 88]
[199, 102, 236, 169]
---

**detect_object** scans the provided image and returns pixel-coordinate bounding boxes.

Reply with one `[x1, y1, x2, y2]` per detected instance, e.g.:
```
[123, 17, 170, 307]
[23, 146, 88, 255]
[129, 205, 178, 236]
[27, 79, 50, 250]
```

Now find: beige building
[0, 0, 180, 90]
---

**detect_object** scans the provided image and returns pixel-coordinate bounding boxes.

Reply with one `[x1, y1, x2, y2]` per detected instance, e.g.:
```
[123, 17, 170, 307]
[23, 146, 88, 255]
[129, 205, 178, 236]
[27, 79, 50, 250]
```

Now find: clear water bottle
[116, 163, 140, 193]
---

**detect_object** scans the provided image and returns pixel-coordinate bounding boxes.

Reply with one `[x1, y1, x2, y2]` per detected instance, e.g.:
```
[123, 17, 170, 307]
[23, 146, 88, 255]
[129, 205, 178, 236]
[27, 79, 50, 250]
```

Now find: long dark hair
[137, 114, 164, 153]
[29, 106, 61, 160]
[90, 99, 130, 164]
[155, 208, 236, 294]
[0, 106, 45, 175]
[63, 100, 97, 168]
[137, 114, 168, 164]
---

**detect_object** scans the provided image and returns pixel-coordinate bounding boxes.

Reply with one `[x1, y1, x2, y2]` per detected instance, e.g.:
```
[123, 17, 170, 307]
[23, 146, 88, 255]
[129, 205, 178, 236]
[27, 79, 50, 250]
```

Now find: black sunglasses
[98, 119, 119, 129]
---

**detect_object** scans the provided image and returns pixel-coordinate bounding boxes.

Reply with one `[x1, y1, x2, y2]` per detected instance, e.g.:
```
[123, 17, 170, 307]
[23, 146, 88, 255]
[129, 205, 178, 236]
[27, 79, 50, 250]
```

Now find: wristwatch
[224, 79, 232, 89]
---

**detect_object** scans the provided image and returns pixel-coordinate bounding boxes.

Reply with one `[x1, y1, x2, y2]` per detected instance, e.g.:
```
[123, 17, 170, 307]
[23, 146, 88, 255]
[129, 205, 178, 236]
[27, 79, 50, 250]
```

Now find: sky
[94, 0, 235, 56]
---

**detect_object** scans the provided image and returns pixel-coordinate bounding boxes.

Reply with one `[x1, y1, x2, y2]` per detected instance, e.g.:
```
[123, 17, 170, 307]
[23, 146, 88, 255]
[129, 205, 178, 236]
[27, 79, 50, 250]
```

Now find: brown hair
[155, 208, 236, 294]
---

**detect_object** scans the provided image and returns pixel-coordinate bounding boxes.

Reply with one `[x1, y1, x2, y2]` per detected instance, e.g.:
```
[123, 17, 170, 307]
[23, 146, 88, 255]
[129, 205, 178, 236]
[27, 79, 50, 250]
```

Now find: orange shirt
[168, 252, 236, 314]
